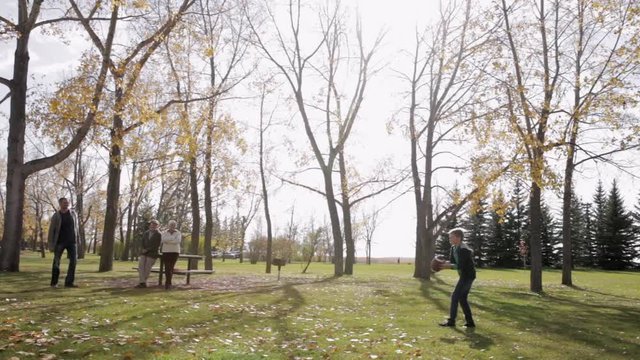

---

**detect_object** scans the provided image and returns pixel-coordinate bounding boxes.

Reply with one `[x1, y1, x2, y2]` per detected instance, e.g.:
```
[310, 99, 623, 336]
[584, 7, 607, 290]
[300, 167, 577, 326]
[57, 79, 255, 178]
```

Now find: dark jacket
[47, 210, 80, 251]
[450, 243, 476, 281]
[140, 230, 162, 259]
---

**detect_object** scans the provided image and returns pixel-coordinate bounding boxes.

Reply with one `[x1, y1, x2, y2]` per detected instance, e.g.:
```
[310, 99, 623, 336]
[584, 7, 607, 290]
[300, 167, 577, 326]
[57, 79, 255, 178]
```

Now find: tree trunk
[413, 213, 428, 278]
[323, 169, 343, 276]
[529, 179, 543, 293]
[189, 157, 200, 263]
[562, 145, 575, 286]
[36, 202, 45, 258]
[74, 148, 86, 259]
[203, 119, 214, 271]
[562, 1, 586, 286]
[122, 162, 137, 261]
[92, 219, 98, 254]
[39, 222, 45, 258]
[259, 96, 274, 274]
[339, 150, 355, 275]
[99, 82, 124, 272]
[0, 6, 32, 271]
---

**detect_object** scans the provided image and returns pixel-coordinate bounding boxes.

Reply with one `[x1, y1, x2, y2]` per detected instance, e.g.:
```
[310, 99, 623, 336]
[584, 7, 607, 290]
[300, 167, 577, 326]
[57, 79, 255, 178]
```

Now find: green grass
[1, 252, 639, 359]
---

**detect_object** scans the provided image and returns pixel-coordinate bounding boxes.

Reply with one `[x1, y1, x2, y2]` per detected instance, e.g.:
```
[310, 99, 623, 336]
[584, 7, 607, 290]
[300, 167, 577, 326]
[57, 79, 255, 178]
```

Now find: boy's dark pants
[449, 277, 474, 323]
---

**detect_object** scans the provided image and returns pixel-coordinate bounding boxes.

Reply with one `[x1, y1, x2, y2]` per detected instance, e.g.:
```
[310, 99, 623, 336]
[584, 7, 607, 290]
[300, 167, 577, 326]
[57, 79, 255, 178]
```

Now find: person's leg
[161, 253, 169, 287]
[164, 253, 178, 289]
[458, 279, 474, 325]
[142, 256, 157, 284]
[448, 279, 465, 323]
[137, 255, 148, 286]
[50, 243, 64, 286]
[64, 244, 77, 286]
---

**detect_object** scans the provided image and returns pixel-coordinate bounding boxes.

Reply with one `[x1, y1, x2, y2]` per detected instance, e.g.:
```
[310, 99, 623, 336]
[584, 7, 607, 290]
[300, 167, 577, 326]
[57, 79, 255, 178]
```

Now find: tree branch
[276, 175, 343, 206]
[0, 91, 10, 105]
[0, 15, 16, 28]
[0, 77, 11, 89]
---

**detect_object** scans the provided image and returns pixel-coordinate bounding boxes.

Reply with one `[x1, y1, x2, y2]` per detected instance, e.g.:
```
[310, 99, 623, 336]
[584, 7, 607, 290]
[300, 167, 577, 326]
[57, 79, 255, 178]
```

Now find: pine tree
[540, 202, 560, 267]
[486, 191, 508, 267]
[601, 181, 635, 270]
[633, 192, 640, 262]
[581, 203, 597, 268]
[569, 192, 588, 267]
[503, 179, 528, 267]
[461, 197, 488, 267]
[436, 213, 457, 257]
[592, 181, 607, 267]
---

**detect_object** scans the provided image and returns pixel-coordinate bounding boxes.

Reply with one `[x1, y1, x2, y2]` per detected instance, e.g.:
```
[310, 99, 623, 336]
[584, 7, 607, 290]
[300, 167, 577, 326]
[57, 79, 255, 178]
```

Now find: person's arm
[442, 247, 457, 270]
[47, 213, 58, 251]
[165, 232, 181, 245]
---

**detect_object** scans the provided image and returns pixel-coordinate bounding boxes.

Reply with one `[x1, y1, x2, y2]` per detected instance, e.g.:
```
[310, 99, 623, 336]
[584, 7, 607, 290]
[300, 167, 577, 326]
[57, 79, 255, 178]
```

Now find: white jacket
[160, 230, 182, 253]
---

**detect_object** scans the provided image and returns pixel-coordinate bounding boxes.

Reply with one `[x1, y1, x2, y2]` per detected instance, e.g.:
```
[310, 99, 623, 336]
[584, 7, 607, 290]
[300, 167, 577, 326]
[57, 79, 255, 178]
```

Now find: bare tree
[361, 209, 381, 265]
[404, 0, 504, 279]
[301, 219, 324, 273]
[247, 0, 382, 276]
[559, 0, 640, 286]
[256, 80, 277, 273]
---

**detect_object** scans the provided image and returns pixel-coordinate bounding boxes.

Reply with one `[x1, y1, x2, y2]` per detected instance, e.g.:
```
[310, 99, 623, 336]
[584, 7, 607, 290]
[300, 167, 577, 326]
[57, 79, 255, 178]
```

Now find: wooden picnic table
[157, 254, 212, 285]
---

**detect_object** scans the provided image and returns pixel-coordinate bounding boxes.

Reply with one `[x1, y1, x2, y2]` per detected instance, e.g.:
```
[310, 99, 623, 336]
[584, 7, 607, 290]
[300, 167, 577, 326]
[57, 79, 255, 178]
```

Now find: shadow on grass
[13, 276, 337, 360]
[568, 285, 638, 302]
[438, 326, 495, 350]
[417, 277, 450, 314]
[473, 290, 640, 355]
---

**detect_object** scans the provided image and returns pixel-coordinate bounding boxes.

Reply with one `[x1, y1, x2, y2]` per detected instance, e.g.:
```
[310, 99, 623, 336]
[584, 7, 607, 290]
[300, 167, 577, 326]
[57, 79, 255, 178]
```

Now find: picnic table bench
[134, 254, 214, 285]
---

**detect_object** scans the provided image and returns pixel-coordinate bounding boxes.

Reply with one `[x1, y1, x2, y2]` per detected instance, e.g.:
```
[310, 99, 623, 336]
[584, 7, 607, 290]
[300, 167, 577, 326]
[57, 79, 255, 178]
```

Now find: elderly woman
[160, 220, 181, 290]
[135, 219, 162, 288]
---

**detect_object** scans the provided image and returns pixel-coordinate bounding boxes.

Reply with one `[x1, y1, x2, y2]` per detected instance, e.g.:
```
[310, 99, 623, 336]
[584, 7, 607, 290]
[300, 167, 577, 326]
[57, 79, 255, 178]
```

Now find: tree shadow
[568, 285, 638, 302]
[418, 278, 450, 314]
[473, 290, 640, 354]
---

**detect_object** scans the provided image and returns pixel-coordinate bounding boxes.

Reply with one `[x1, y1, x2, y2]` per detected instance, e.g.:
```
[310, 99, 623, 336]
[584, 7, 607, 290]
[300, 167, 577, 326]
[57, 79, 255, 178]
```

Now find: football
[431, 256, 445, 272]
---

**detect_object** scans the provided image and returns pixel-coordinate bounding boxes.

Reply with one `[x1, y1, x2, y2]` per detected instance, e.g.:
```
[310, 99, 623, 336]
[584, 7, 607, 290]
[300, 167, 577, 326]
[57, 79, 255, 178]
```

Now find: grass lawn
[1, 252, 639, 359]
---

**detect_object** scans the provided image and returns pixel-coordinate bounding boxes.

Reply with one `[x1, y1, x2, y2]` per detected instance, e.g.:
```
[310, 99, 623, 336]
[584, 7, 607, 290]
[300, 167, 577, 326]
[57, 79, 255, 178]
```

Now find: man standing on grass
[135, 219, 162, 288]
[48, 197, 80, 288]
[439, 228, 476, 328]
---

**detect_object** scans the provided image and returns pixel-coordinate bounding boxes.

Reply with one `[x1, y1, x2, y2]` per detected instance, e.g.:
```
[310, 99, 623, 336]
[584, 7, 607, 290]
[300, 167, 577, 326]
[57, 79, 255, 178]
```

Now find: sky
[1, 0, 639, 259]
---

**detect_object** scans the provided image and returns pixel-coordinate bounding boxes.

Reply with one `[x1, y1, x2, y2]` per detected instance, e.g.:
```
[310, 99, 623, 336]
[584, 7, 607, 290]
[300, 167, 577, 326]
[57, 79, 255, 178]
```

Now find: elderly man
[439, 228, 477, 328]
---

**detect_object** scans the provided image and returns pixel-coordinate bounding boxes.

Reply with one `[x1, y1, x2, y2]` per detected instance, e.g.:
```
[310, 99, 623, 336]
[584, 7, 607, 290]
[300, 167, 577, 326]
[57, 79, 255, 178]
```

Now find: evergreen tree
[592, 181, 607, 267]
[633, 192, 640, 262]
[461, 197, 489, 267]
[601, 181, 635, 270]
[486, 191, 508, 267]
[540, 202, 560, 267]
[581, 203, 597, 267]
[436, 214, 457, 257]
[568, 192, 588, 267]
[503, 179, 528, 267]
[436, 188, 461, 258]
